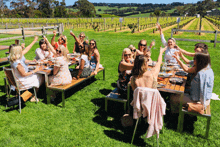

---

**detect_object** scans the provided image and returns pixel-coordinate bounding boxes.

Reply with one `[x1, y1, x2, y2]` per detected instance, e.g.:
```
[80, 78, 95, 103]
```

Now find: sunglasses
[80, 35, 85, 38]
[56, 50, 61, 53]
[130, 49, 136, 52]
[90, 43, 95, 46]
[124, 54, 131, 57]
[140, 43, 146, 47]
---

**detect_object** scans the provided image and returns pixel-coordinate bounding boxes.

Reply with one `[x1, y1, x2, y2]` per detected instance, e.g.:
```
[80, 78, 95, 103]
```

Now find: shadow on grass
[91, 97, 150, 146]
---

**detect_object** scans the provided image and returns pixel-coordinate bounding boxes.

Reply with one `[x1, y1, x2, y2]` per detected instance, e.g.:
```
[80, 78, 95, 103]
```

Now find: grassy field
[0, 24, 220, 146]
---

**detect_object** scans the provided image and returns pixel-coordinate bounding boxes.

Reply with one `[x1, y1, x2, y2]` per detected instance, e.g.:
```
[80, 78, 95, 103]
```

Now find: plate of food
[169, 77, 183, 84]
[158, 72, 173, 78]
[157, 83, 166, 88]
[28, 62, 37, 65]
[175, 71, 188, 76]
[28, 66, 36, 70]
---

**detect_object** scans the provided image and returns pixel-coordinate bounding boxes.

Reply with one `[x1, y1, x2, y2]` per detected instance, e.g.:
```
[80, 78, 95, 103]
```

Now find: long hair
[138, 39, 147, 50]
[79, 44, 91, 60]
[9, 44, 17, 53]
[58, 45, 68, 60]
[195, 43, 208, 53]
[9, 46, 22, 62]
[121, 48, 130, 61]
[39, 39, 46, 49]
[194, 53, 211, 73]
[132, 55, 148, 77]
[90, 39, 97, 49]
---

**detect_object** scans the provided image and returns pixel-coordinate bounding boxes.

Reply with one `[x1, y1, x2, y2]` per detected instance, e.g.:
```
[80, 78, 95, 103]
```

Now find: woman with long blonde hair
[117, 48, 134, 96]
[9, 46, 43, 102]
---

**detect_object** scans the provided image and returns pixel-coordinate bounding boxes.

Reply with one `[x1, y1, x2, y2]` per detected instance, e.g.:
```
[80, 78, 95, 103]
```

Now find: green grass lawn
[0, 27, 220, 146]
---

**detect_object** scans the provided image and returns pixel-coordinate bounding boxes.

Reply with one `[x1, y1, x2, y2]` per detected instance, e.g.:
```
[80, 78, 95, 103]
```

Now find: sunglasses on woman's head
[130, 49, 136, 52]
[140, 43, 146, 47]
[124, 54, 131, 57]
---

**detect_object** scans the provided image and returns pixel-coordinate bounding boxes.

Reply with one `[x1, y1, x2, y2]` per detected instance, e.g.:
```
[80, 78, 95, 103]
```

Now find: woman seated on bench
[51, 30, 68, 53]
[117, 48, 134, 96]
[157, 23, 179, 63]
[48, 45, 72, 86]
[71, 32, 88, 53]
[89, 39, 103, 75]
[136, 39, 154, 56]
[72, 44, 91, 80]
[9, 45, 43, 102]
[170, 53, 214, 113]
[130, 47, 166, 91]
[43, 37, 72, 86]
[35, 39, 54, 60]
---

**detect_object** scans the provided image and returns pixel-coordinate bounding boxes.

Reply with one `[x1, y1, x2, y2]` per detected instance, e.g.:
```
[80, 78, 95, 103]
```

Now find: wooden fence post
[214, 30, 218, 48]
[5, 23, 7, 29]
[42, 26, 45, 36]
[171, 28, 174, 38]
[104, 18, 106, 31]
[137, 17, 140, 32]
[21, 27, 25, 40]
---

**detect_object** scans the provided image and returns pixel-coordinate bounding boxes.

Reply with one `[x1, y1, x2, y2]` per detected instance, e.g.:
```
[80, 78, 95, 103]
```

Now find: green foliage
[75, 0, 96, 17]
[127, 23, 137, 33]
[154, 9, 161, 17]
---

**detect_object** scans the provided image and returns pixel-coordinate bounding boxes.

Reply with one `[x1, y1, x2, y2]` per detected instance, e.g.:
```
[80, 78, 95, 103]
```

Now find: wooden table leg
[177, 93, 184, 132]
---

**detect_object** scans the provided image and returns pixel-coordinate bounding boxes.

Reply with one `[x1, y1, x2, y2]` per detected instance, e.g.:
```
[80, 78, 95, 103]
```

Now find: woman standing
[90, 39, 103, 75]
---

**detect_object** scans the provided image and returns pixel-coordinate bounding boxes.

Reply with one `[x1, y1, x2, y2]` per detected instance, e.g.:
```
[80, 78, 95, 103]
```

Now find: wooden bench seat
[105, 88, 127, 113]
[179, 104, 211, 138]
[46, 68, 105, 107]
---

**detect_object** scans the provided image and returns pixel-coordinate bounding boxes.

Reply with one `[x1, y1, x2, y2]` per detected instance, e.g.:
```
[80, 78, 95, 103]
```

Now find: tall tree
[37, 0, 54, 18]
[74, 0, 96, 17]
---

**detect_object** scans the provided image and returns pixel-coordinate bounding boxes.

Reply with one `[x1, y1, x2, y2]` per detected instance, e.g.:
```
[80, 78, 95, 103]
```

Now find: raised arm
[44, 37, 56, 55]
[156, 23, 167, 47]
[119, 60, 134, 71]
[51, 30, 56, 46]
[22, 36, 38, 55]
[178, 51, 190, 64]
[173, 55, 196, 73]
[70, 32, 80, 45]
[179, 48, 195, 57]
[152, 46, 166, 75]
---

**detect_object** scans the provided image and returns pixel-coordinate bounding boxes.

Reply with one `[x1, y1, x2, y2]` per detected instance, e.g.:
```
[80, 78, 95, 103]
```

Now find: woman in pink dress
[44, 38, 72, 86]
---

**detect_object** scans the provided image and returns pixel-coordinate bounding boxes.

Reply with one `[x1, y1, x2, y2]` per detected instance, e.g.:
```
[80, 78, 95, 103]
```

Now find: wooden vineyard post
[104, 18, 106, 31]
[171, 28, 174, 38]
[137, 17, 140, 32]
[214, 30, 218, 48]
[21, 27, 25, 40]
[42, 26, 45, 36]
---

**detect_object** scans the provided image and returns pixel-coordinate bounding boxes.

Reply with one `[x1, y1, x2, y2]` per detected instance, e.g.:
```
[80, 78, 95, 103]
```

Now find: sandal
[30, 96, 39, 102]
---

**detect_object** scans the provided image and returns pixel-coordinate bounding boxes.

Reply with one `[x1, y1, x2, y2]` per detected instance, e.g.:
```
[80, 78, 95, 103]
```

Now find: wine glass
[151, 39, 156, 49]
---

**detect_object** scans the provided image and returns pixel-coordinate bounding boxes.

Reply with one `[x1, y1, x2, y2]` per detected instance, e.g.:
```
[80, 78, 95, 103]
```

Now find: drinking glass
[151, 39, 156, 49]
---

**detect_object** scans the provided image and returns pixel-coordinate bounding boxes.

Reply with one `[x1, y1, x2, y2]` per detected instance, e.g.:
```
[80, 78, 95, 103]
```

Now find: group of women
[8, 31, 102, 102]
[118, 23, 214, 114]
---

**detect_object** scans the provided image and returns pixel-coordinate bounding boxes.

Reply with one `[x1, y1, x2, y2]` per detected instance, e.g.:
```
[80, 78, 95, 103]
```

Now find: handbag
[121, 114, 133, 127]
[187, 102, 204, 115]
[21, 90, 33, 102]
[7, 97, 19, 107]
[80, 67, 92, 78]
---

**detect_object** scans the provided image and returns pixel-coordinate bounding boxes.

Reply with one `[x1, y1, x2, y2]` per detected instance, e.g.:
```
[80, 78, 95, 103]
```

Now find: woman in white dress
[35, 39, 53, 60]
[9, 46, 43, 102]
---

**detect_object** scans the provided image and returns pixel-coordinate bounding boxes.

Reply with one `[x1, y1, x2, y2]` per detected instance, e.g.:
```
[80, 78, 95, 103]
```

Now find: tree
[37, 0, 54, 18]
[154, 9, 161, 22]
[54, 1, 67, 17]
[74, 0, 96, 17]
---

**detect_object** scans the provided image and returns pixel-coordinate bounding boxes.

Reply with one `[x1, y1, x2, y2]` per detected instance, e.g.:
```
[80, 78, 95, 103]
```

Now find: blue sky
[5, 0, 207, 8]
